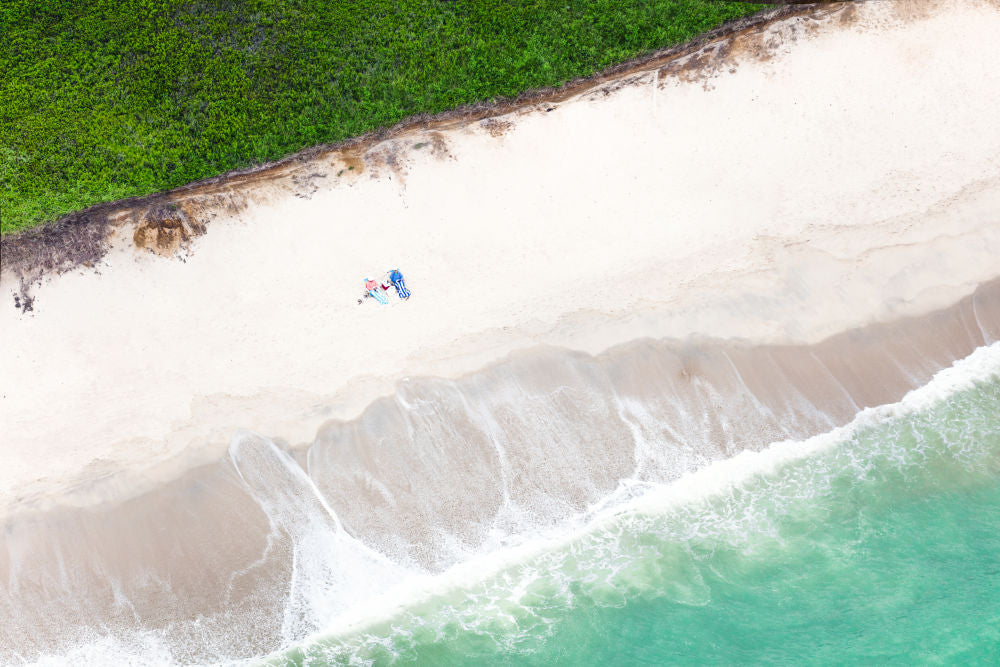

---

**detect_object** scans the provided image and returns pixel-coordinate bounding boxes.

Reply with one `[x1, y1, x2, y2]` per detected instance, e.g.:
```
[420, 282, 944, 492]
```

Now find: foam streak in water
[277, 343, 1000, 664]
[229, 432, 406, 643]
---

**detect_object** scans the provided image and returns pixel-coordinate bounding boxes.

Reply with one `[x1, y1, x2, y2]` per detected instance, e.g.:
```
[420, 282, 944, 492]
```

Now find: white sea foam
[627, 341, 1000, 518]
[23, 343, 999, 666]
[259, 342, 1000, 663]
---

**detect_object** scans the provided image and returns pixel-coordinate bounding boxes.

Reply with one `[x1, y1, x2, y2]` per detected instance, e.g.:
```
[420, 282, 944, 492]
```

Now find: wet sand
[2, 280, 998, 662]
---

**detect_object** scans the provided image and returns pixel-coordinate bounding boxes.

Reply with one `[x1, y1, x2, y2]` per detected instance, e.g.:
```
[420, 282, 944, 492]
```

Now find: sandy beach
[2, 0, 1000, 662]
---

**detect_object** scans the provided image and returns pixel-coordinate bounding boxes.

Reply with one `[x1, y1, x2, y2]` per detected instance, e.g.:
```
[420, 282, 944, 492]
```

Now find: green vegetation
[1, 0, 765, 235]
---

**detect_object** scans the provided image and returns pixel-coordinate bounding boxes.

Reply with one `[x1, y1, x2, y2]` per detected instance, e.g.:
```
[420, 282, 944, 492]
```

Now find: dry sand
[2, 0, 1000, 513]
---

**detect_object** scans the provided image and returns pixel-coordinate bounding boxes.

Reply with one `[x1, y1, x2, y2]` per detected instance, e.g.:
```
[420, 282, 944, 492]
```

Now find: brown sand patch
[889, 0, 943, 21]
[339, 154, 365, 175]
[427, 131, 453, 160]
[364, 140, 408, 182]
[659, 2, 857, 87]
[290, 171, 329, 199]
[480, 118, 514, 138]
[132, 204, 207, 255]
[839, 2, 860, 25]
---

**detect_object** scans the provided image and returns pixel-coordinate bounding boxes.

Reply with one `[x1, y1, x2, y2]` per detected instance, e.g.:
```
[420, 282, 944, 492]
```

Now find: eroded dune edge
[0, 1, 822, 285]
[2, 0, 1000, 662]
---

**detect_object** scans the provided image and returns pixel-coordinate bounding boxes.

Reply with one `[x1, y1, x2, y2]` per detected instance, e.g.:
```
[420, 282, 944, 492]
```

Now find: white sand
[2, 0, 1000, 511]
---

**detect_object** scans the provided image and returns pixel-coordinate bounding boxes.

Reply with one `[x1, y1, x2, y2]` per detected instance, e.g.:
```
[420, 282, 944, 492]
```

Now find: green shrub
[0, 0, 765, 235]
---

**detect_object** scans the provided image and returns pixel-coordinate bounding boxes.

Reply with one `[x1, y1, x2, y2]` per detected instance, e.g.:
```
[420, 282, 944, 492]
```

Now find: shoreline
[3, 283, 998, 662]
[281, 341, 1000, 663]
[12, 339, 998, 666]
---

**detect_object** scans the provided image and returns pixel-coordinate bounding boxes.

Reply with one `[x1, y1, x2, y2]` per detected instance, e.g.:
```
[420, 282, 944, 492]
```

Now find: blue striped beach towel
[392, 277, 410, 299]
[390, 270, 411, 299]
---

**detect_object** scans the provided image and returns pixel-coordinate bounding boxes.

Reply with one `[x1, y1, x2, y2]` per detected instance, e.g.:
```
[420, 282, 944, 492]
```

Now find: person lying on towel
[364, 278, 388, 304]
[389, 269, 410, 299]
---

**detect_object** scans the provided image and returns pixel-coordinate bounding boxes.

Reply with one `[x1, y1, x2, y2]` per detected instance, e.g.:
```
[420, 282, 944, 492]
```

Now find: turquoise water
[272, 354, 1000, 666]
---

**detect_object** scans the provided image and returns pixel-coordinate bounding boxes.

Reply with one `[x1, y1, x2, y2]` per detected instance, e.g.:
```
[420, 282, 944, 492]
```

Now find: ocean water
[268, 345, 1000, 666]
[15, 341, 1000, 666]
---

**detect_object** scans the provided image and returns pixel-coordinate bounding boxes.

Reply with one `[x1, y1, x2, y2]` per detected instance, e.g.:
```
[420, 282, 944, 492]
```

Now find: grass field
[1, 0, 765, 235]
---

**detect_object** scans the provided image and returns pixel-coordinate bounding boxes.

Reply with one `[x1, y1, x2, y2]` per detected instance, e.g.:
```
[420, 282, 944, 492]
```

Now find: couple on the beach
[362, 269, 410, 304]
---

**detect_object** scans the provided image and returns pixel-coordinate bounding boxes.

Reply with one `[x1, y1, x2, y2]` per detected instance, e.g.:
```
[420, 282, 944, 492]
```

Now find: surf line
[266, 342, 1000, 656]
